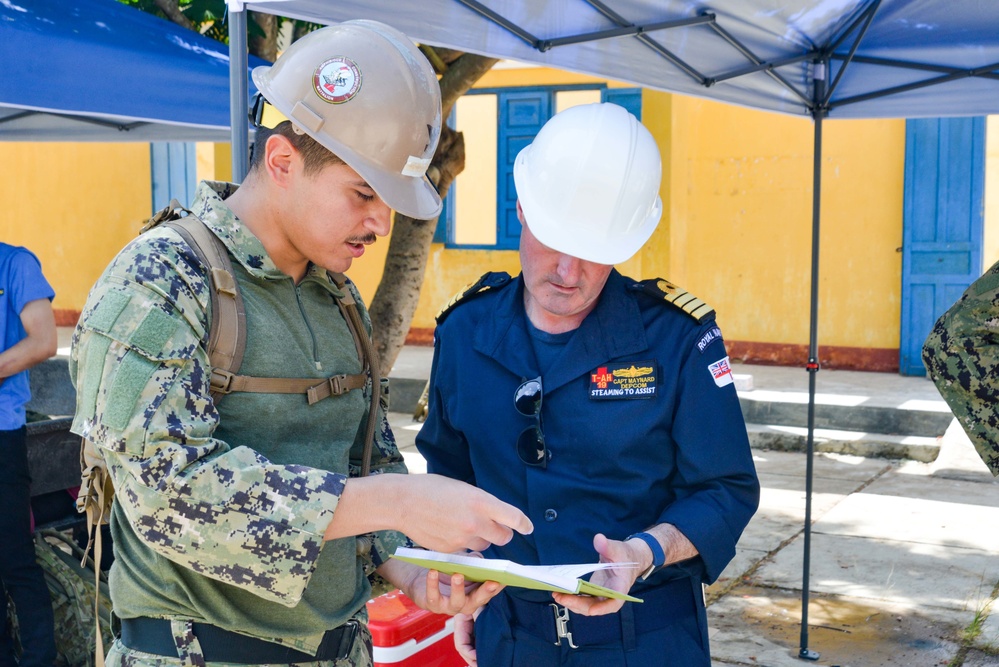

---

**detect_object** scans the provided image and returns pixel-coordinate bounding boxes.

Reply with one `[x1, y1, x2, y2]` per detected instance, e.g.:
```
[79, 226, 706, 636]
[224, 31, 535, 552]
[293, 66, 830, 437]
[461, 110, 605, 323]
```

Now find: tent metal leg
[798, 59, 826, 663]
[229, 7, 249, 183]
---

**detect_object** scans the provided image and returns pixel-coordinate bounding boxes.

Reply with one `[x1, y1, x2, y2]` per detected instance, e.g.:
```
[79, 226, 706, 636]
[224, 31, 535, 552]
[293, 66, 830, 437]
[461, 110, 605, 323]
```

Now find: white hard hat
[252, 20, 443, 219]
[513, 103, 663, 264]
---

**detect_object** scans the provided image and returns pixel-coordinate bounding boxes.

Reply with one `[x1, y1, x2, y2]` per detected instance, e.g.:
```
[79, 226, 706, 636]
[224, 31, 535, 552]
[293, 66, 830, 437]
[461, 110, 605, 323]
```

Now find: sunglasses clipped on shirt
[515, 376, 548, 469]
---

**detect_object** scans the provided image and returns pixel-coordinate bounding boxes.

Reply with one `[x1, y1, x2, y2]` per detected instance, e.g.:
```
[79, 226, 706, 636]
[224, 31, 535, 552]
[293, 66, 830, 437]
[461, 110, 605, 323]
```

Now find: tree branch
[153, 0, 194, 31]
[440, 54, 500, 117]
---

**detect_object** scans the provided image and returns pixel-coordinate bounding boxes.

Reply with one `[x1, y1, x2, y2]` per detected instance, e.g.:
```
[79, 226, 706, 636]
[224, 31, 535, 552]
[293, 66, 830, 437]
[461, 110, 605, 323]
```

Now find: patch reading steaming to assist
[589, 361, 658, 399]
[313, 57, 362, 104]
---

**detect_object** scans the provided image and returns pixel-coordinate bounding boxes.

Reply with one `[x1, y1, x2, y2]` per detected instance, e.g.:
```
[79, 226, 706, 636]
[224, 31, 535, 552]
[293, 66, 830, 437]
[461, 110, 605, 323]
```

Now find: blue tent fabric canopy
[0, 0, 266, 142]
[231, 0, 999, 120]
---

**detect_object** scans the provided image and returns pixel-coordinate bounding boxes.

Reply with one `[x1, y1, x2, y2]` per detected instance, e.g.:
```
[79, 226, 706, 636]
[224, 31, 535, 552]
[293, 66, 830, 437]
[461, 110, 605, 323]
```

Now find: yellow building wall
[8, 67, 989, 369]
[392, 69, 907, 357]
[644, 93, 905, 350]
[0, 142, 151, 322]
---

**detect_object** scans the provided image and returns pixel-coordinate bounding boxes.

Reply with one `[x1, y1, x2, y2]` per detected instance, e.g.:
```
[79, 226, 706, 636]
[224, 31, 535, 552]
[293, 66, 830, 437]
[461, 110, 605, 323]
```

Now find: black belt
[120, 617, 359, 664]
[505, 578, 697, 648]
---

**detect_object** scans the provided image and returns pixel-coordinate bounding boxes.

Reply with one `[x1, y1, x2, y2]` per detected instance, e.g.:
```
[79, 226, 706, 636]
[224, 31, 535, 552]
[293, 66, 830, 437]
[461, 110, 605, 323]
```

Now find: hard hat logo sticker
[314, 57, 361, 104]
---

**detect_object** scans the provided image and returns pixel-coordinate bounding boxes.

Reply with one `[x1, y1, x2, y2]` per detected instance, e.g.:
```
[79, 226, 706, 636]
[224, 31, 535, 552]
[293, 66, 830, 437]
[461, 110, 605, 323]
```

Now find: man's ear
[516, 199, 525, 225]
[264, 133, 297, 186]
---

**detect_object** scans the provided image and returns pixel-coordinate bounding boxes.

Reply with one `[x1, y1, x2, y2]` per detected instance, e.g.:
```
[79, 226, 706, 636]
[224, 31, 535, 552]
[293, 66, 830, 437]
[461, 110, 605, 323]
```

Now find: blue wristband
[626, 532, 665, 578]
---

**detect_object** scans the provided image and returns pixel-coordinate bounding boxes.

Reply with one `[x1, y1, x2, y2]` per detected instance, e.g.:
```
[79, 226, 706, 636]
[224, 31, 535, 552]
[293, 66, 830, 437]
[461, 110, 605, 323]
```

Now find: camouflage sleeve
[922, 259, 999, 476]
[342, 279, 413, 570]
[69, 232, 345, 606]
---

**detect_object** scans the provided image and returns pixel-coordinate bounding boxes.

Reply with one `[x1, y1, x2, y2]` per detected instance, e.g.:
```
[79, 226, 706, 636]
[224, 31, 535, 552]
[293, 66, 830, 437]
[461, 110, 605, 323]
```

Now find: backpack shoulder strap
[329, 272, 381, 478]
[143, 199, 248, 400]
[160, 216, 247, 401]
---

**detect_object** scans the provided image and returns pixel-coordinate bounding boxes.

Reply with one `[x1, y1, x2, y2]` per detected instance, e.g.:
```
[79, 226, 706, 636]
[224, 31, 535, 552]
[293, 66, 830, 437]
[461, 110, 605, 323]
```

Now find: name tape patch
[708, 356, 734, 387]
[589, 361, 657, 400]
[696, 326, 722, 353]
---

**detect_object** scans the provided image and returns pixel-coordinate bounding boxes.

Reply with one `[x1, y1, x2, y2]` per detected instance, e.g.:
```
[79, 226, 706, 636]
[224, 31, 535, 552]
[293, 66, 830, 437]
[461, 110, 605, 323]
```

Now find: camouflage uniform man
[923, 258, 999, 475]
[69, 21, 530, 667]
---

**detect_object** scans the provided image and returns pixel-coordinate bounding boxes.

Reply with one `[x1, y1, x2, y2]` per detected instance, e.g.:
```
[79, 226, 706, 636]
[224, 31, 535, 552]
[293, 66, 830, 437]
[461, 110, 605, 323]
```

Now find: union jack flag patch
[708, 356, 734, 388]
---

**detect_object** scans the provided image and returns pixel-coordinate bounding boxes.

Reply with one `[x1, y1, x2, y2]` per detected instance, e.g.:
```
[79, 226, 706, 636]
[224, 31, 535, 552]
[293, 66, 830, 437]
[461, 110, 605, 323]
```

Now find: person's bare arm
[0, 298, 57, 382]
[325, 473, 533, 554]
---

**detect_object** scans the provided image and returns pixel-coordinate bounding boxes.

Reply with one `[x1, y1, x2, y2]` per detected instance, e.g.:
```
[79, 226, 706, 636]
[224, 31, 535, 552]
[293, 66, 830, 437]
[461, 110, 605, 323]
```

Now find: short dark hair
[249, 121, 344, 176]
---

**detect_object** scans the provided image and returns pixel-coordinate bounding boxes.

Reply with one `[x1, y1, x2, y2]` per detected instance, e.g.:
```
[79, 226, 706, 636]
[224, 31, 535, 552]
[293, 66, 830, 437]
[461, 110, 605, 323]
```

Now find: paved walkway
[386, 348, 999, 666]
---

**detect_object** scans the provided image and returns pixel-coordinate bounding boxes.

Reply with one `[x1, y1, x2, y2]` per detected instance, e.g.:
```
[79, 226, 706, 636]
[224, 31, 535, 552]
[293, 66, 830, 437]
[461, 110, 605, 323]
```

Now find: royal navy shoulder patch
[630, 278, 715, 324]
[436, 272, 512, 325]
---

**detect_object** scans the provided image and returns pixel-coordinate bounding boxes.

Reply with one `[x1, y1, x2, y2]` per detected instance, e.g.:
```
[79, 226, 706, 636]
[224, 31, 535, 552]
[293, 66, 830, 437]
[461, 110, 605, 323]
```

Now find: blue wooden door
[496, 90, 550, 249]
[150, 142, 197, 213]
[900, 117, 986, 376]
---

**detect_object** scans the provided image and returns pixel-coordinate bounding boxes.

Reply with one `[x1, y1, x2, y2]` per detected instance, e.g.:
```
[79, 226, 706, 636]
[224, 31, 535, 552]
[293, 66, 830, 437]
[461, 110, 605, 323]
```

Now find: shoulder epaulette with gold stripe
[436, 272, 512, 325]
[630, 278, 716, 324]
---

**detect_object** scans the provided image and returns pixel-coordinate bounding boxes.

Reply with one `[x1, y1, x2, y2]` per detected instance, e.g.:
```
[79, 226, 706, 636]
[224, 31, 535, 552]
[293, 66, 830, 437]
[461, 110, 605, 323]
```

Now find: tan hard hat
[252, 20, 443, 219]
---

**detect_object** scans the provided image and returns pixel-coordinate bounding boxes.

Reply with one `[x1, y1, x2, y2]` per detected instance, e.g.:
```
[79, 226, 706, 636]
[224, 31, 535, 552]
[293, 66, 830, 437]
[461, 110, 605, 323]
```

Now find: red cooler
[366, 590, 467, 667]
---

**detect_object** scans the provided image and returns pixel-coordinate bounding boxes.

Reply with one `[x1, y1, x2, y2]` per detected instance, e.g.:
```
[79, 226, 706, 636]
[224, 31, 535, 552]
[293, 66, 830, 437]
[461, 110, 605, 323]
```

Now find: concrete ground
[386, 348, 999, 667]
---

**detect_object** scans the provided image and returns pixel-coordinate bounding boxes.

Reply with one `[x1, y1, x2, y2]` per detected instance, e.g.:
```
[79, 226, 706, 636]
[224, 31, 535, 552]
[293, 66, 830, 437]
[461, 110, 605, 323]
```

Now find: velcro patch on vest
[589, 361, 658, 399]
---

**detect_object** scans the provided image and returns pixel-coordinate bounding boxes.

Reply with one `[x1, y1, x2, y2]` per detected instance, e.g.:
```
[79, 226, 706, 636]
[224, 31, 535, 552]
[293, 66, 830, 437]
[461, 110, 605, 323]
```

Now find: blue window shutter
[150, 142, 197, 213]
[433, 106, 457, 243]
[603, 88, 642, 120]
[496, 90, 551, 250]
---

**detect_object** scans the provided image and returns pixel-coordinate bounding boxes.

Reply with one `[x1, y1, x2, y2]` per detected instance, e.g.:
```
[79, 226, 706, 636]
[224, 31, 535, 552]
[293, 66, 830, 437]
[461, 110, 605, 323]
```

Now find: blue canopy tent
[227, 0, 999, 659]
[0, 0, 266, 142]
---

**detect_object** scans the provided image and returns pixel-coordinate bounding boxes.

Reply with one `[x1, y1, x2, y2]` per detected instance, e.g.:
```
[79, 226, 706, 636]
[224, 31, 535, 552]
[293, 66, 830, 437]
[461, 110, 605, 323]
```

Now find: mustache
[346, 234, 377, 245]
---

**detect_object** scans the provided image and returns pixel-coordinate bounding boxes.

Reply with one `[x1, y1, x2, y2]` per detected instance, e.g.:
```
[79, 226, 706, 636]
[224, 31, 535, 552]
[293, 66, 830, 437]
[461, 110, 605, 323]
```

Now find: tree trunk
[248, 11, 279, 62]
[369, 54, 499, 373]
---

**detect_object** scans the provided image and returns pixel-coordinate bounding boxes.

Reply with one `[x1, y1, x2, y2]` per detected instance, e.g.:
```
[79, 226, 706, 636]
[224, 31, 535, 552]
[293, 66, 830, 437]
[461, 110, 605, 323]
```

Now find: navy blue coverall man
[416, 103, 760, 666]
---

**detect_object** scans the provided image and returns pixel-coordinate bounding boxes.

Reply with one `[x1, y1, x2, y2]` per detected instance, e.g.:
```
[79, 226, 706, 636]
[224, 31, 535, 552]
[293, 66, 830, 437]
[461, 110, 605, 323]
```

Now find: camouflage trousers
[105, 619, 373, 667]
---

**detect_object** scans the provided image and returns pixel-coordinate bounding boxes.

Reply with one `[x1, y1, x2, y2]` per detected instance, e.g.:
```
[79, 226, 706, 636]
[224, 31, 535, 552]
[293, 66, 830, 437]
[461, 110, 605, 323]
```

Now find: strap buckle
[210, 368, 235, 394]
[326, 374, 349, 396]
[306, 374, 350, 405]
[550, 604, 579, 649]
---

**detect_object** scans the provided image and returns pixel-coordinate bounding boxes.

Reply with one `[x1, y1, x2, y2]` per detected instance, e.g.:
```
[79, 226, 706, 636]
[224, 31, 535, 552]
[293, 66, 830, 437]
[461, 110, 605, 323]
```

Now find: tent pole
[229, 6, 249, 182]
[798, 59, 825, 663]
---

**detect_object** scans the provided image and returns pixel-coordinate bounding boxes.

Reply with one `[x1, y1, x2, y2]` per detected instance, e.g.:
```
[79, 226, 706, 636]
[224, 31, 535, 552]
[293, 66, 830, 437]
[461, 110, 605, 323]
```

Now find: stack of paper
[392, 547, 643, 603]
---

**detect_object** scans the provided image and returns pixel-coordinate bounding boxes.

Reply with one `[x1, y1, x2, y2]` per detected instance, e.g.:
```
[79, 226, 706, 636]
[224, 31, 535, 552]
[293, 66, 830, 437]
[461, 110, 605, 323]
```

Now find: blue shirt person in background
[0, 243, 58, 667]
[417, 103, 760, 666]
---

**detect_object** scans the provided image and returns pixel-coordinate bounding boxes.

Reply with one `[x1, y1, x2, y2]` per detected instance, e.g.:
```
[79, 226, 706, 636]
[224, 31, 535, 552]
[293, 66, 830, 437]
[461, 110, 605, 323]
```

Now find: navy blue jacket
[416, 270, 759, 592]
